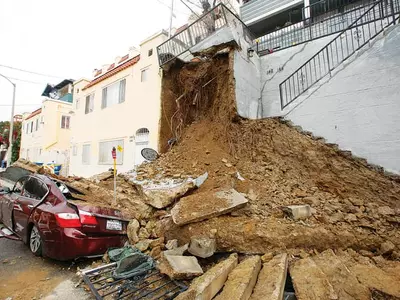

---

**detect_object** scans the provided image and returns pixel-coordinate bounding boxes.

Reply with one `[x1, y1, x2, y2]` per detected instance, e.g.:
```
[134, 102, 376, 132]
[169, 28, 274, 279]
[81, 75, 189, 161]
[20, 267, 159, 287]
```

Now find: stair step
[214, 255, 261, 300]
[250, 253, 288, 300]
[290, 256, 338, 300]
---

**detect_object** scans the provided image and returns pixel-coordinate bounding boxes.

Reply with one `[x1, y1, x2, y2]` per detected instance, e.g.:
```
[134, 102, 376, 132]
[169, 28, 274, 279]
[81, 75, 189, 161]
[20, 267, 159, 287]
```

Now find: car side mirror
[1, 187, 11, 193]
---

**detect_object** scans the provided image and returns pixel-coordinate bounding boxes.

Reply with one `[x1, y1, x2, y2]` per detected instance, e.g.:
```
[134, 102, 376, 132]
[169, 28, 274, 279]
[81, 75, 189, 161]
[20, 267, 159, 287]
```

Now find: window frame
[141, 68, 149, 82]
[101, 78, 126, 109]
[61, 115, 71, 129]
[85, 93, 95, 114]
[82, 144, 91, 165]
[98, 139, 124, 165]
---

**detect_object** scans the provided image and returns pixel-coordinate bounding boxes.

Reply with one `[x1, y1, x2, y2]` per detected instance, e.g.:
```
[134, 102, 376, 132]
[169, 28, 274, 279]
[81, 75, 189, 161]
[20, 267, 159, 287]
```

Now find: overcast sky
[0, 0, 197, 121]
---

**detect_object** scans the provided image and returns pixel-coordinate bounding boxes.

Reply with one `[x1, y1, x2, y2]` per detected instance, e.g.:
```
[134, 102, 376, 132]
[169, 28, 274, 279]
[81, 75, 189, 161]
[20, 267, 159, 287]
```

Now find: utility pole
[169, 0, 175, 37]
[0, 73, 16, 167]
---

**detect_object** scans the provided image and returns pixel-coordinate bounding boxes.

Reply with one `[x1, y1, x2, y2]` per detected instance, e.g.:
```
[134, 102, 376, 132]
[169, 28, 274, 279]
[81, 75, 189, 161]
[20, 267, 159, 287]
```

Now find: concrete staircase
[176, 249, 400, 300]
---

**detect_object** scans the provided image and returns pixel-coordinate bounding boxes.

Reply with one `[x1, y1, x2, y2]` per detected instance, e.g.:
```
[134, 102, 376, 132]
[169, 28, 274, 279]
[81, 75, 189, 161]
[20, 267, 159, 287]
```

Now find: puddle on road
[0, 266, 64, 300]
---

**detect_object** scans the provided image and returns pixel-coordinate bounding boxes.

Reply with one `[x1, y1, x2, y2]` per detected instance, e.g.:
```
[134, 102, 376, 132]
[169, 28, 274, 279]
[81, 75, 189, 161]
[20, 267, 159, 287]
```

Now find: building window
[77, 88, 80, 94]
[75, 98, 80, 110]
[82, 144, 91, 165]
[72, 144, 77, 156]
[30, 121, 33, 133]
[35, 119, 39, 131]
[98, 140, 124, 165]
[141, 69, 149, 82]
[148, 49, 153, 56]
[61, 116, 70, 129]
[101, 79, 126, 109]
[25, 123, 29, 134]
[85, 94, 94, 114]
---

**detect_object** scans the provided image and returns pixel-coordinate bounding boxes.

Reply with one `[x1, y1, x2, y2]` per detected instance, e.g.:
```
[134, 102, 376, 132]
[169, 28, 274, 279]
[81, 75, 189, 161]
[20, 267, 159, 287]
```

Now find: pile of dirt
[137, 49, 400, 258]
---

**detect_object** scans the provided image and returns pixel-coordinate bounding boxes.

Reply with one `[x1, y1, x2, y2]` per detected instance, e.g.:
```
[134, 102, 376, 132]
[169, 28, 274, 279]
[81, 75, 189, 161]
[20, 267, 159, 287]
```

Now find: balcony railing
[256, 0, 384, 55]
[279, 0, 400, 109]
[157, 3, 254, 67]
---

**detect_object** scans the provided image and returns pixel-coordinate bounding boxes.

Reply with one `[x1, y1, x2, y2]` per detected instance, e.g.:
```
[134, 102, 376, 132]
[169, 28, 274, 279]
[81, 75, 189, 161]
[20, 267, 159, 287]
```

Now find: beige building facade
[68, 30, 168, 177]
[20, 96, 73, 175]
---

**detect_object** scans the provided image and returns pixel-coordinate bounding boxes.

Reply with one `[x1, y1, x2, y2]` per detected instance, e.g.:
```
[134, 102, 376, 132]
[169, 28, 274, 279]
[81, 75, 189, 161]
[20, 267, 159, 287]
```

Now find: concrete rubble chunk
[163, 255, 204, 279]
[250, 254, 288, 300]
[290, 257, 339, 300]
[214, 256, 261, 300]
[282, 205, 312, 220]
[135, 172, 208, 209]
[188, 236, 217, 258]
[163, 243, 189, 256]
[141, 181, 196, 209]
[127, 219, 140, 245]
[166, 239, 179, 250]
[175, 253, 239, 300]
[171, 189, 248, 226]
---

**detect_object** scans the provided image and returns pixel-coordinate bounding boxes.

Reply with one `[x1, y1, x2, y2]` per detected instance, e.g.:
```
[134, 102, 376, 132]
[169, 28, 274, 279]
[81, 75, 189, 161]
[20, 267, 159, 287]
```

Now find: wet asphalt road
[0, 238, 92, 300]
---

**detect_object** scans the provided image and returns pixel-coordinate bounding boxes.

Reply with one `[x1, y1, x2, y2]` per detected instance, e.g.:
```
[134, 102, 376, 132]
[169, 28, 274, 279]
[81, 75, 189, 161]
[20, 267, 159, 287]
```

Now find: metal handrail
[157, 3, 254, 66]
[279, 0, 399, 109]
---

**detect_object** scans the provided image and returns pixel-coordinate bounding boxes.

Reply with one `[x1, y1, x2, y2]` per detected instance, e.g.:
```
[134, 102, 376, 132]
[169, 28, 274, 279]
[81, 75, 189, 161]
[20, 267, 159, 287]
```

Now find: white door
[135, 128, 149, 165]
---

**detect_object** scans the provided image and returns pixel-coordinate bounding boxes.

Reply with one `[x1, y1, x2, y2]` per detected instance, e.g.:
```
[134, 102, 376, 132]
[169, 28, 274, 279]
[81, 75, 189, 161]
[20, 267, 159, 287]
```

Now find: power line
[0, 104, 41, 107]
[154, 0, 190, 15]
[2, 76, 47, 85]
[0, 64, 65, 79]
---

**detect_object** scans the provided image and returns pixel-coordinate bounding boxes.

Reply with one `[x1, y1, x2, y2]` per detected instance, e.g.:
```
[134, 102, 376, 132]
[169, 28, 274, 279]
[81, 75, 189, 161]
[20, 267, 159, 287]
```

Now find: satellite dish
[141, 148, 159, 161]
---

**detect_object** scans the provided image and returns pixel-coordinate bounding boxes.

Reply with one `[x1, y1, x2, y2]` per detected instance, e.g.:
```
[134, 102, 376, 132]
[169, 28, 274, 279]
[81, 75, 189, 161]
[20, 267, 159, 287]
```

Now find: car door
[13, 176, 48, 239]
[0, 177, 27, 231]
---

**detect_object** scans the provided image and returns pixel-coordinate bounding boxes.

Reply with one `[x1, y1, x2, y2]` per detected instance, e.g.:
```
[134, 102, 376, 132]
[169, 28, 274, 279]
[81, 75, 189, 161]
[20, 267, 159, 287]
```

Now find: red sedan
[0, 173, 128, 260]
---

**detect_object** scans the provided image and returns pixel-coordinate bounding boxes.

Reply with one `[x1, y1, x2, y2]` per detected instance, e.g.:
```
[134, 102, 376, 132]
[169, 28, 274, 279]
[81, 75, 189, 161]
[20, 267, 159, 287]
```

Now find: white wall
[285, 25, 400, 174]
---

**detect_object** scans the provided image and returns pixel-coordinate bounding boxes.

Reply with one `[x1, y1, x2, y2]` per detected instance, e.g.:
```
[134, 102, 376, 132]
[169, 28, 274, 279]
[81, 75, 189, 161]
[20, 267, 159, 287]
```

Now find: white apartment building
[69, 30, 168, 177]
[20, 79, 74, 175]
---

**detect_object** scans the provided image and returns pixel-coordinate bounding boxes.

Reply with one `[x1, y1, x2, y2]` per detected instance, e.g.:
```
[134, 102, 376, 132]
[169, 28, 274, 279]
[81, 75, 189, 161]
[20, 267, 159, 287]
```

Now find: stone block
[158, 254, 203, 279]
[127, 219, 140, 244]
[250, 254, 288, 300]
[175, 253, 238, 300]
[283, 205, 312, 220]
[171, 189, 248, 226]
[188, 236, 217, 258]
[214, 256, 261, 300]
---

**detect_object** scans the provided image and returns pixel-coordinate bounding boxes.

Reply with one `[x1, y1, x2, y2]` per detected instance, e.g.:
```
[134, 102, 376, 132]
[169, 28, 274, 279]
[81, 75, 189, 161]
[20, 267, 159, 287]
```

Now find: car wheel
[29, 226, 42, 256]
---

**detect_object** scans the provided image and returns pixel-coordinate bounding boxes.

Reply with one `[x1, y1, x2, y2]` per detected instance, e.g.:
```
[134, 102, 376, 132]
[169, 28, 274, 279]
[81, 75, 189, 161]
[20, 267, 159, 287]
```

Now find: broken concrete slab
[214, 255, 261, 300]
[158, 254, 203, 279]
[282, 205, 312, 220]
[250, 253, 288, 300]
[188, 236, 216, 258]
[171, 189, 248, 226]
[290, 257, 339, 300]
[175, 253, 238, 300]
[133, 172, 208, 209]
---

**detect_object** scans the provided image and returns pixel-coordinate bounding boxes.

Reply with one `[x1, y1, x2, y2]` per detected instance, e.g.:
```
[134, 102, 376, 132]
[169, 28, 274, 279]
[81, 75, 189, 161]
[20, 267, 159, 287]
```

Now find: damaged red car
[0, 172, 128, 260]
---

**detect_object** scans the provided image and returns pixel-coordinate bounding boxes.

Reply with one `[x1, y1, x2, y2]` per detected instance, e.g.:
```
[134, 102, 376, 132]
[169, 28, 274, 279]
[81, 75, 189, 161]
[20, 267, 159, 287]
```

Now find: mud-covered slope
[143, 49, 400, 256]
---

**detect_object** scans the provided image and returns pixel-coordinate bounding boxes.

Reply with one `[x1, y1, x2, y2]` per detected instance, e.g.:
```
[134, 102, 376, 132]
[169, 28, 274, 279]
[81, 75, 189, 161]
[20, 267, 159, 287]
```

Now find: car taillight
[55, 213, 81, 228]
[79, 210, 98, 225]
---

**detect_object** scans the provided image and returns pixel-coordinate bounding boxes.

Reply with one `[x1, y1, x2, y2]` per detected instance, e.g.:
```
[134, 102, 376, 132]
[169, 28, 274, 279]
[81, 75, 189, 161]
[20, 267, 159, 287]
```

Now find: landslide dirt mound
[142, 49, 400, 256]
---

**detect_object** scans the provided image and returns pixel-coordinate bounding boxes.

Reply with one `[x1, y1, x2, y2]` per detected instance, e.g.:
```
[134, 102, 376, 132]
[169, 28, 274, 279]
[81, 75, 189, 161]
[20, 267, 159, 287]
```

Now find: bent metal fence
[279, 0, 400, 110]
[157, 4, 254, 67]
